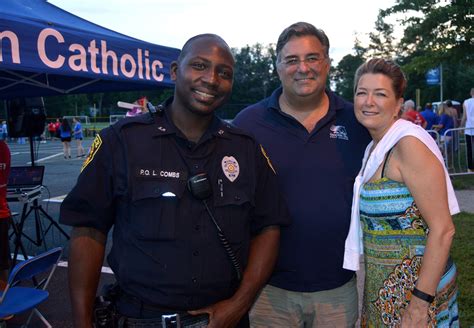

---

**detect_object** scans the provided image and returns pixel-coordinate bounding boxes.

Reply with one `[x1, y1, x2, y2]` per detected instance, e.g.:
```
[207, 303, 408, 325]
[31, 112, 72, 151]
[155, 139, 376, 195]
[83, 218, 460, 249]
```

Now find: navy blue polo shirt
[233, 87, 370, 292]
[60, 107, 290, 309]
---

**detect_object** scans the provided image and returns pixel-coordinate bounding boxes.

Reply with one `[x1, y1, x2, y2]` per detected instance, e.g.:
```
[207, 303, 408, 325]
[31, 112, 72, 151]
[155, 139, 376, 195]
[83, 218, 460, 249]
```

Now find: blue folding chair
[0, 247, 62, 327]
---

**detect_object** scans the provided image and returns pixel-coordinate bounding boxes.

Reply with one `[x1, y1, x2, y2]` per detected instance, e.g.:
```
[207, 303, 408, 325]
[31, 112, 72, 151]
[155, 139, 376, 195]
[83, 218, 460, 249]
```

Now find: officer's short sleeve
[251, 143, 291, 234]
[59, 128, 119, 234]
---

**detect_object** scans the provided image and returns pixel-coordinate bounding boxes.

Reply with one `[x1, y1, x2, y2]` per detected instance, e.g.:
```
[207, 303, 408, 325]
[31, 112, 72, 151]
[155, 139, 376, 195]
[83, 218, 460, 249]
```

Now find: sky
[48, 0, 397, 65]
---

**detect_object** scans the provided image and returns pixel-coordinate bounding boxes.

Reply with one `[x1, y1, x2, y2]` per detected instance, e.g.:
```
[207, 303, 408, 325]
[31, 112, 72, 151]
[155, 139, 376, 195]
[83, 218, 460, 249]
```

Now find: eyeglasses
[279, 55, 327, 68]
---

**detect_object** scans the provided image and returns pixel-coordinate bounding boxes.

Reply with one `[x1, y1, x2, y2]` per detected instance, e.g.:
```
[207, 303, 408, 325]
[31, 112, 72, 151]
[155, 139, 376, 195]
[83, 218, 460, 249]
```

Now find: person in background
[47, 121, 56, 140]
[461, 88, 474, 172]
[346, 58, 459, 327]
[420, 102, 439, 131]
[445, 100, 459, 128]
[0, 140, 12, 323]
[60, 34, 290, 327]
[72, 117, 85, 157]
[433, 103, 455, 157]
[0, 121, 7, 141]
[54, 118, 61, 140]
[402, 99, 427, 128]
[233, 22, 370, 327]
[445, 100, 460, 152]
[0, 140, 11, 290]
[59, 119, 72, 159]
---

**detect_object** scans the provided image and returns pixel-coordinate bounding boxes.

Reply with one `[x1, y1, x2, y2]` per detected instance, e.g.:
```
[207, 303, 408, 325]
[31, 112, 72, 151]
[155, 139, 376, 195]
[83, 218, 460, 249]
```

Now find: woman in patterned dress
[346, 59, 459, 327]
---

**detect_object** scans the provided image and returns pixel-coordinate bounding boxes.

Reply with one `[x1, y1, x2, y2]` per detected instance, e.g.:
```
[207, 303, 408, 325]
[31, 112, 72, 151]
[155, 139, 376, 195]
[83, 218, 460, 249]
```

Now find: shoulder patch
[260, 144, 276, 174]
[81, 134, 102, 172]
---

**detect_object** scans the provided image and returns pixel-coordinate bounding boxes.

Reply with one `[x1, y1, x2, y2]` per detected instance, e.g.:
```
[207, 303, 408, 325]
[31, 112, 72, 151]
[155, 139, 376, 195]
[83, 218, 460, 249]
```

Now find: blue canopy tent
[0, 0, 180, 99]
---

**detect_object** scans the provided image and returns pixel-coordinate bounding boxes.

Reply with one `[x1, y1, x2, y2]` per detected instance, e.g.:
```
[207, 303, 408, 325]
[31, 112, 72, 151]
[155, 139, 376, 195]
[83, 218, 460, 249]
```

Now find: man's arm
[189, 225, 280, 328]
[68, 227, 107, 328]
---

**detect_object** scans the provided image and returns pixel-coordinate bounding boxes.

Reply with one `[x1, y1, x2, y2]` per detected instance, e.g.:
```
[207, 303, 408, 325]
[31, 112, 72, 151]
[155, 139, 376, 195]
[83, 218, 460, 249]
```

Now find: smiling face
[171, 35, 234, 117]
[354, 73, 403, 141]
[276, 35, 329, 100]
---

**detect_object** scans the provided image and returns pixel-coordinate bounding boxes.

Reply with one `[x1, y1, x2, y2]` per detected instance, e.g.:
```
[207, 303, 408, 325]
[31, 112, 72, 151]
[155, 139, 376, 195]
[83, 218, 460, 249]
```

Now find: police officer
[60, 34, 290, 328]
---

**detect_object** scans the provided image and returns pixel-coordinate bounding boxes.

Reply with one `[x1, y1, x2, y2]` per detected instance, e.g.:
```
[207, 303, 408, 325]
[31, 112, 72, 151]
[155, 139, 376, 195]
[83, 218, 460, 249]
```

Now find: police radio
[187, 173, 242, 281]
[187, 173, 212, 200]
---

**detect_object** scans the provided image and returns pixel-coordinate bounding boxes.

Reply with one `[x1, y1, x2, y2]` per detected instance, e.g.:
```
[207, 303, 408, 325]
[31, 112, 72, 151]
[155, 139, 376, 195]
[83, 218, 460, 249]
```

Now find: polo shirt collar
[267, 86, 346, 114]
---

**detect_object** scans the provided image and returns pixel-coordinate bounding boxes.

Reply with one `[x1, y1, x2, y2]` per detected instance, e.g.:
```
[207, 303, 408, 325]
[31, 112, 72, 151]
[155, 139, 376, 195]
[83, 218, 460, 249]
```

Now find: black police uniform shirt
[59, 105, 290, 310]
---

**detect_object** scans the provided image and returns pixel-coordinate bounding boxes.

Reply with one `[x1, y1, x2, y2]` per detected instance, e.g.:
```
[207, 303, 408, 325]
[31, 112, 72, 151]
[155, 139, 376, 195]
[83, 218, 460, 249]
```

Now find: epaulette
[111, 114, 155, 132]
[220, 120, 255, 141]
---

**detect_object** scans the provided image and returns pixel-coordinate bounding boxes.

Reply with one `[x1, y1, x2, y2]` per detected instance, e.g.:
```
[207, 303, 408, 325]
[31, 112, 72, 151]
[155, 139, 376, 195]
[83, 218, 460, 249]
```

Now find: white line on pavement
[27, 152, 64, 164]
[12, 254, 114, 274]
[57, 260, 114, 274]
[43, 194, 68, 203]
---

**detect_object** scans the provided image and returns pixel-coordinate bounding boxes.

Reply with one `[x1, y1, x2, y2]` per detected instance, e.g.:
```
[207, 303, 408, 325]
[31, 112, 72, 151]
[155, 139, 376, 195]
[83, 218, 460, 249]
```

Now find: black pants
[467, 134, 474, 170]
[116, 292, 249, 328]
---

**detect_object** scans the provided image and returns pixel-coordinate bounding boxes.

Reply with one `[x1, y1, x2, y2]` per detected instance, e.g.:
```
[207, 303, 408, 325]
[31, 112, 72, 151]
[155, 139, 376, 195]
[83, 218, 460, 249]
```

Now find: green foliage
[43, 89, 172, 119]
[366, 13, 397, 58]
[379, 0, 473, 70]
[335, 0, 474, 106]
[332, 54, 365, 101]
[230, 43, 280, 104]
[218, 43, 280, 119]
[451, 174, 474, 190]
[451, 212, 474, 326]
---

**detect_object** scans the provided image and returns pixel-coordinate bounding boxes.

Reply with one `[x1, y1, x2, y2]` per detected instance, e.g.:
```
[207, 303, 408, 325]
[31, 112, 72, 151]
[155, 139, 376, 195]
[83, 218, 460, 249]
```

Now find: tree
[333, 54, 364, 101]
[349, 0, 474, 105]
[231, 43, 279, 103]
[217, 43, 280, 119]
[378, 0, 473, 72]
[366, 14, 397, 58]
[333, 38, 367, 101]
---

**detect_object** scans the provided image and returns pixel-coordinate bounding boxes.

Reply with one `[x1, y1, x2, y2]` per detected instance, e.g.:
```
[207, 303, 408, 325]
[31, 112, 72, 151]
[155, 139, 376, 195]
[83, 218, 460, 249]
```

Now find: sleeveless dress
[359, 177, 460, 327]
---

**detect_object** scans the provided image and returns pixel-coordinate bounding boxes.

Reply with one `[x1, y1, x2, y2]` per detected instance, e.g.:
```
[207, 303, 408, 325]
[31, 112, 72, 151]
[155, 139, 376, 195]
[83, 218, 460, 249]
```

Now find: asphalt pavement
[5, 138, 114, 327]
[3, 138, 474, 327]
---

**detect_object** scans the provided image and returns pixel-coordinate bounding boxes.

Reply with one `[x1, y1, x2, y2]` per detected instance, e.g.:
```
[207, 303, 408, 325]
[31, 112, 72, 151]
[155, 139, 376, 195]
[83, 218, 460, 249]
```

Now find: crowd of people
[0, 117, 87, 160]
[1, 22, 473, 327]
[401, 96, 474, 173]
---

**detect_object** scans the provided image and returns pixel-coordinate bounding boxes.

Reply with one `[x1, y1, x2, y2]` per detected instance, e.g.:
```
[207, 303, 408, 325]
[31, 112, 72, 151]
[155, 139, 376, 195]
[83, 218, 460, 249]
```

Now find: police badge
[221, 156, 239, 182]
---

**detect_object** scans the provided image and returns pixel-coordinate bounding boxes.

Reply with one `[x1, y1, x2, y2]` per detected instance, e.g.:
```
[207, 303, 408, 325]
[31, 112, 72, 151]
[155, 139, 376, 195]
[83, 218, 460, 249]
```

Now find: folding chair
[0, 247, 62, 327]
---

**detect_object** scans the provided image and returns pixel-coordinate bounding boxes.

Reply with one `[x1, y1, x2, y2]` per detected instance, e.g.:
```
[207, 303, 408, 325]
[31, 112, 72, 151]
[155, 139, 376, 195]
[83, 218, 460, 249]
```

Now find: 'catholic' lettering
[36, 28, 164, 81]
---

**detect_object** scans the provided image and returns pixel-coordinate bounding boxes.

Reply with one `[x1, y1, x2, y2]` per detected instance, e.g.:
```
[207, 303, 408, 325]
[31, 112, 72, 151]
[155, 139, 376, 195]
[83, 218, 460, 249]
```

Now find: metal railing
[440, 127, 474, 176]
[426, 129, 440, 146]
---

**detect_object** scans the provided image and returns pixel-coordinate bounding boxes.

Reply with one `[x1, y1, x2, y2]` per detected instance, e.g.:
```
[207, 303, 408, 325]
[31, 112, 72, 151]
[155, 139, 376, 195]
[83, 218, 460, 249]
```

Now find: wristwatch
[412, 287, 435, 303]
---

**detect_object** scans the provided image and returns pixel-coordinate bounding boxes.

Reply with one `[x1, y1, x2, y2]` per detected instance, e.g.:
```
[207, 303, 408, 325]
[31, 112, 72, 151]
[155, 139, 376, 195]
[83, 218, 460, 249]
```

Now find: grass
[450, 173, 474, 325]
[451, 212, 474, 326]
[452, 174, 474, 190]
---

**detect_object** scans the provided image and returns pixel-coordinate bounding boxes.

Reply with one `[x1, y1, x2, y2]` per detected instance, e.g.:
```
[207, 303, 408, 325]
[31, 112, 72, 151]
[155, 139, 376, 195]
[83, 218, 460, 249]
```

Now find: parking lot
[6, 138, 115, 327]
[8, 138, 92, 257]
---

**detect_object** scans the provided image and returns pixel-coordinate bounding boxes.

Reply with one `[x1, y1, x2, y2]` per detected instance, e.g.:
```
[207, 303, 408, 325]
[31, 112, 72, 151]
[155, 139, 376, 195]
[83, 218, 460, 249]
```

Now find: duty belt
[117, 312, 209, 328]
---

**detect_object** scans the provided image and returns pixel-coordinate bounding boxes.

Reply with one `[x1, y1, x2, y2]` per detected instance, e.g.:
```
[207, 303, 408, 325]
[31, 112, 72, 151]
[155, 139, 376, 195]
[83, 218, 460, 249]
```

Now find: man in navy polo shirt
[233, 22, 370, 327]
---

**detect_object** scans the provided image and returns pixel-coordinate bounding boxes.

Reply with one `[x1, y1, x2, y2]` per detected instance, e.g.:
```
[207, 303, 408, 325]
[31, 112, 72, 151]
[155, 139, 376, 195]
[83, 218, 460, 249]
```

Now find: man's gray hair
[404, 99, 415, 110]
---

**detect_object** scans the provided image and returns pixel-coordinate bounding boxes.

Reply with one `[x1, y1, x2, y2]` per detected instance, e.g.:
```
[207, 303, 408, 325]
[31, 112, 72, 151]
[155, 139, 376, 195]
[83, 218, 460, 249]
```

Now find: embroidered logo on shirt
[81, 134, 102, 172]
[221, 156, 239, 182]
[329, 125, 349, 140]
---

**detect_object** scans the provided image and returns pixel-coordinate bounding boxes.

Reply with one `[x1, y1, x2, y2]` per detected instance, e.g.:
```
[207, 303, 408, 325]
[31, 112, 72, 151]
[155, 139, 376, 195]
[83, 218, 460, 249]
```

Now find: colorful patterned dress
[359, 177, 459, 327]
